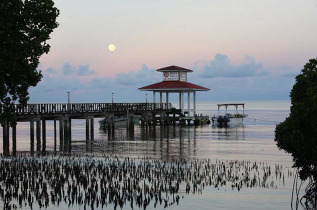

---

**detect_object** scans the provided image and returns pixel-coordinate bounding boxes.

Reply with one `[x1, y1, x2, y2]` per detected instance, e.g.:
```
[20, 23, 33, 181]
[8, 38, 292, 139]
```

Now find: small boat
[99, 115, 141, 128]
[212, 103, 247, 126]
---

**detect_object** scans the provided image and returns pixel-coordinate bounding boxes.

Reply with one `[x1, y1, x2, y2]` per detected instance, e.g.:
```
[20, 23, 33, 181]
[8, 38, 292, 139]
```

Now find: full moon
[108, 44, 116, 52]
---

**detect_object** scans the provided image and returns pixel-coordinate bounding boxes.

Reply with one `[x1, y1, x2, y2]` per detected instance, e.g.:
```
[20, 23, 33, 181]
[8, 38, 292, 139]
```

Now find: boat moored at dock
[212, 103, 247, 126]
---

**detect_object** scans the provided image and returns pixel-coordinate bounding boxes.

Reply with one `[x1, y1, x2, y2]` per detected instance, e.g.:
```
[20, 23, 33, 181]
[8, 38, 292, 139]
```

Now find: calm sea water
[1, 100, 302, 209]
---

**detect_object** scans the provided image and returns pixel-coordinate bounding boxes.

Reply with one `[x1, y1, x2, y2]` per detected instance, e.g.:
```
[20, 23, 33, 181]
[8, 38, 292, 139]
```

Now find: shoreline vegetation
[275, 58, 317, 209]
[0, 154, 292, 210]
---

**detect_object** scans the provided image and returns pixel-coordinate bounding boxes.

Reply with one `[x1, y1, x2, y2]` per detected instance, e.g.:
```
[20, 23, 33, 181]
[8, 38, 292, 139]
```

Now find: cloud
[30, 63, 159, 103]
[197, 54, 268, 78]
[46, 67, 58, 78]
[62, 63, 74, 75]
[78, 65, 96, 76]
[62, 62, 95, 76]
[30, 55, 297, 103]
[113, 64, 160, 86]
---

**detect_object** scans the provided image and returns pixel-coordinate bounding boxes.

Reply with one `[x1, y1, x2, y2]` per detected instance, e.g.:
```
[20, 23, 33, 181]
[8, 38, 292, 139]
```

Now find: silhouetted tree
[0, 0, 59, 126]
[275, 58, 317, 208]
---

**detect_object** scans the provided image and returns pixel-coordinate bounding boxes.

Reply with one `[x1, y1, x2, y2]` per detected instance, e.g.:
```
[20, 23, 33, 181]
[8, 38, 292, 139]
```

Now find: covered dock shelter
[139, 65, 209, 117]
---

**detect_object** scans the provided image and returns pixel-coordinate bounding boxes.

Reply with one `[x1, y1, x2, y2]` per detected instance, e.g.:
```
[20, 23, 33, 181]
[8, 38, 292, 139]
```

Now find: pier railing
[0, 103, 173, 115]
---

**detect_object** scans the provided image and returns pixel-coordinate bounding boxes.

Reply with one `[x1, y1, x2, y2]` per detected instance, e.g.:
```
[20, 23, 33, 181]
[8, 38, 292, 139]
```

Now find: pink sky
[39, 0, 317, 77]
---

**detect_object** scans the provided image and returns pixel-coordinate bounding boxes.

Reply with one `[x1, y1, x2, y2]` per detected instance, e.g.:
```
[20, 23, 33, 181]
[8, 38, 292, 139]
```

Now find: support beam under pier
[2, 121, 9, 157]
[86, 117, 90, 152]
[69, 119, 72, 152]
[59, 118, 64, 153]
[90, 117, 94, 142]
[63, 119, 69, 153]
[12, 123, 16, 156]
[54, 120, 57, 154]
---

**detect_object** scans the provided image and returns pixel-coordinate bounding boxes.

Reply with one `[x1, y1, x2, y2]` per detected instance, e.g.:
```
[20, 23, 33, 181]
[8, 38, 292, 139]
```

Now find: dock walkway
[1, 102, 177, 156]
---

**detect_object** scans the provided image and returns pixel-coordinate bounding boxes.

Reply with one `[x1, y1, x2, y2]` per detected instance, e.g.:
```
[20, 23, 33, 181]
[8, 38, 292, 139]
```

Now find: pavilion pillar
[166, 92, 169, 105]
[179, 92, 181, 110]
[160, 91, 163, 108]
[153, 92, 156, 103]
[193, 91, 196, 115]
[181, 91, 184, 114]
[188, 92, 190, 116]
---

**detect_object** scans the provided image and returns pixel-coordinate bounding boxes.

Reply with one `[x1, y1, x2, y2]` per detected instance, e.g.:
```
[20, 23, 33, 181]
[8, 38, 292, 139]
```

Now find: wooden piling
[54, 120, 57, 153]
[129, 113, 134, 128]
[64, 119, 68, 152]
[2, 121, 9, 157]
[152, 114, 157, 126]
[111, 115, 115, 139]
[90, 117, 94, 141]
[42, 120, 46, 154]
[147, 114, 152, 127]
[126, 110, 130, 130]
[128, 112, 134, 139]
[12, 123, 16, 156]
[86, 117, 89, 151]
[107, 116, 112, 140]
[59, 118, 64, 152]
[2, 124, 5, 156]
[160, 113, 164, 125]
[69, 119, 72, 152]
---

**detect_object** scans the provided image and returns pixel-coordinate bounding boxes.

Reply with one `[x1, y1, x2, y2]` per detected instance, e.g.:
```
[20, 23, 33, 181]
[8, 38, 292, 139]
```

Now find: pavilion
[139, 65, 209, 117]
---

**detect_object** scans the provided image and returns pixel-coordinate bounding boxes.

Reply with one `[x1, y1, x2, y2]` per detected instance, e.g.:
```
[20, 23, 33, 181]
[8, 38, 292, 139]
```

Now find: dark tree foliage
[0, 0, 59, 126]
[275, 58, 317, 180]
[275, 58, 317, 207]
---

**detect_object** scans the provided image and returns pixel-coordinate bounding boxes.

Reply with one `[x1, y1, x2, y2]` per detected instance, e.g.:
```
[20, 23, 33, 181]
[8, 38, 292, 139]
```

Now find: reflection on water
[0, 101, 303, 209]
[0, 117, 291, 165]
[71, 124, 247, 161]
[211, 124, 246, 141]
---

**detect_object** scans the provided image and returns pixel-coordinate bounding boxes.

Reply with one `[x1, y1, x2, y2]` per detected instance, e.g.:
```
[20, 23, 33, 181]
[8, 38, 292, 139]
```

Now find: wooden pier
[1, 102, 181, 156]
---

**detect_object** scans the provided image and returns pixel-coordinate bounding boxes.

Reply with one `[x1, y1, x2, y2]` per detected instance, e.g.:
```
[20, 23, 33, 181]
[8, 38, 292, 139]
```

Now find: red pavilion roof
[139, 81, 209, 91]
[156, 65, 193, 72]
